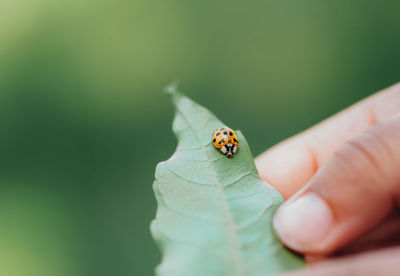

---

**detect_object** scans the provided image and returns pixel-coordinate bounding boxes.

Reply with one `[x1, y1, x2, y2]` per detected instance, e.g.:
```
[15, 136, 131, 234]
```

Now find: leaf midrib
[174, 104, 248, 276]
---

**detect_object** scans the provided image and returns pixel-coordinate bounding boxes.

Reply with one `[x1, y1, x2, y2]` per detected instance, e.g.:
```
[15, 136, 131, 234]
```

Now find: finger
[305, 209, 400, 262]
[255, 82, 400, 199]
[334, 209, 400, 256]
[280, 247, 400, 276]
[273, 115, 400, 254]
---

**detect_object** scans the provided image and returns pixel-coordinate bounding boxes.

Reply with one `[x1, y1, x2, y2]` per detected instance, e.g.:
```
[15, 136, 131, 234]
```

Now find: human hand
[255, 83, 400, 275]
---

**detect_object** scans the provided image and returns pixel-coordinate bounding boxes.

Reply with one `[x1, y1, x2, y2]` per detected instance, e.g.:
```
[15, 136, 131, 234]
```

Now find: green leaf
[150, 87, 305, 276]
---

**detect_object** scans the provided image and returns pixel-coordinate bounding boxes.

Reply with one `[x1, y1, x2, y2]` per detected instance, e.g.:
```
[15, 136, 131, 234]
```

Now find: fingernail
[273, 192, 333, 249]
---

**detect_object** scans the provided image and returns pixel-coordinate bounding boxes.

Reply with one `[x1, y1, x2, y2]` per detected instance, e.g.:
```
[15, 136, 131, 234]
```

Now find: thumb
[273, 114, 400, 254]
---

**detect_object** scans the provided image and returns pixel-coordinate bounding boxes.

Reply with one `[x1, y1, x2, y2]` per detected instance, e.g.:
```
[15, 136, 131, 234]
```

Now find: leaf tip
[164, 82, 179, 95]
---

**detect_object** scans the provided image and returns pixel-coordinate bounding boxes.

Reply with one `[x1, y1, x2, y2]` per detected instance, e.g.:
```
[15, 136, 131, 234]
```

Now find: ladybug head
[221, 143, 238, 158]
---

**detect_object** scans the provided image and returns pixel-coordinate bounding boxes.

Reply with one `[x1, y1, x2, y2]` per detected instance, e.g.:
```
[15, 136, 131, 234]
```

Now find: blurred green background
[0, 0, 399, 275]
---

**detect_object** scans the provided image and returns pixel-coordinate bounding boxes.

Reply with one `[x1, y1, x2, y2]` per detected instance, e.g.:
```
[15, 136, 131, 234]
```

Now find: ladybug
[211, 127, 239, 158]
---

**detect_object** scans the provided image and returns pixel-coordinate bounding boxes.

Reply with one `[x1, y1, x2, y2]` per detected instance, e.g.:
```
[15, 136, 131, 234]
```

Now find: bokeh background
[1, 1, 399, 275]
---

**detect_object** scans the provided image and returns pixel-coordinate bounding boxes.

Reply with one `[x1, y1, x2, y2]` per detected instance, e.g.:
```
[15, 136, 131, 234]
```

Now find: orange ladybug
[211, 127, 239, 158]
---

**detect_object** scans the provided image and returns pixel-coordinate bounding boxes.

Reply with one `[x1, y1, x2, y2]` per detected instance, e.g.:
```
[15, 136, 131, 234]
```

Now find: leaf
[150, 87, 305, 276]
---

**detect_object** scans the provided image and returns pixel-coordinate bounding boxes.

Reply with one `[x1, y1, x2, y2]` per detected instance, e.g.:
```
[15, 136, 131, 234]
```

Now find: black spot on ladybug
[233, 138, 237, 142]
[213, 138, 216, 142]
[216, 132, 220, 136]
[229, 131, 233, 136]
[218, 141, 222, 144]
[223, 131, 227, 135]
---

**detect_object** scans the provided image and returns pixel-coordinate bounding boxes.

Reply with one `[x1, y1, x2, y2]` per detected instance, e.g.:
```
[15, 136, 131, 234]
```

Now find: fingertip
[255, 140, 317, 199]
[273, 193, 334, 252]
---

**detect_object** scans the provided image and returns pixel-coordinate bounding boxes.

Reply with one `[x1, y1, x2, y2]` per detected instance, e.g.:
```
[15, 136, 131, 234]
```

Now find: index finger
[255, 82, 400, 199]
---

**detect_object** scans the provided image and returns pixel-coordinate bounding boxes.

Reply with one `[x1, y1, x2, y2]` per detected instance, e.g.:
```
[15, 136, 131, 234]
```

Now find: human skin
[255, 83, 400, 275]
